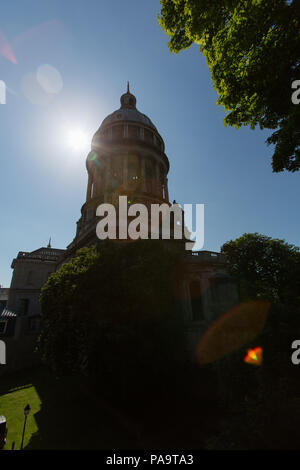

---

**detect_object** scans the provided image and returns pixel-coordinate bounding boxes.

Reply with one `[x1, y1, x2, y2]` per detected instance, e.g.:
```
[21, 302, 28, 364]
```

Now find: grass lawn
[0, 366, 140, 450]
[0, 378, 41, 450]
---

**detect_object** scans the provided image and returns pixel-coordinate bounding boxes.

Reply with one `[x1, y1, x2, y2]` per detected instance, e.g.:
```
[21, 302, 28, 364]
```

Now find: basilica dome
[91, 84, 165, 155]
[99, 83, 157, 131]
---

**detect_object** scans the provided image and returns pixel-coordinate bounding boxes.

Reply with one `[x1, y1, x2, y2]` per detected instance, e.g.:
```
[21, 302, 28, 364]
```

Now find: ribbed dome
[99, 83, 157, 131]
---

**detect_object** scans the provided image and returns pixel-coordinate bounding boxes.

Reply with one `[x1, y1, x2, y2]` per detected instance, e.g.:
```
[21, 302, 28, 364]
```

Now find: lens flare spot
[244, 347, 263, 366]
[88, 152, 101, 168]
[37, 64, 63, 94]
[0, 30, 17, 63]
[196, 300, 270, 365]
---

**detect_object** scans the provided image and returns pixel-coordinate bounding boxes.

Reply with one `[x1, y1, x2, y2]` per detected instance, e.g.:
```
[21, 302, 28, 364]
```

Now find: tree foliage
[216, 232, 300, 448]
[38, 240, 186, 406]
[221, 232, 300, 304]
[158, 0, 300, 172]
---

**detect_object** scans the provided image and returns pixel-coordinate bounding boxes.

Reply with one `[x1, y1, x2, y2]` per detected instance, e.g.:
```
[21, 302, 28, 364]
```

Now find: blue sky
[0, 0, 299, 287]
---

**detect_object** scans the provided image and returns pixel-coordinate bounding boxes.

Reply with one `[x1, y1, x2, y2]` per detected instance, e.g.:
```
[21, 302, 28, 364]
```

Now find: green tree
[221, 232, 300, 304]
[158, 0, 300, 172]
[38, 241, 186, 406]
[216, 232, 300, 449]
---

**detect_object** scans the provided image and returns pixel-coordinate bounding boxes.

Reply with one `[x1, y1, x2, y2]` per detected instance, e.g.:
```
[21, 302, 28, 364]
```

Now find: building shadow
[21, 363, 220, 450]
[24, 367, 142, 450]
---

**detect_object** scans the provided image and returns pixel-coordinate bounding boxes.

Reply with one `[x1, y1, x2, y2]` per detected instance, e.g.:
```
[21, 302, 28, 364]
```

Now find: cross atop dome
[120, 82, 136, 109]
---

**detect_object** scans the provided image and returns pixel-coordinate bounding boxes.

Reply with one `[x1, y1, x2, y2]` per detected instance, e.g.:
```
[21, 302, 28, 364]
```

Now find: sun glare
[67, 128, 90, 152]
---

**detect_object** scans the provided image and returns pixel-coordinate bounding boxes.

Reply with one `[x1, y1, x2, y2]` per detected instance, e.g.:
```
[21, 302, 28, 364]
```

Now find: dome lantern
[120, 81, 137, 109]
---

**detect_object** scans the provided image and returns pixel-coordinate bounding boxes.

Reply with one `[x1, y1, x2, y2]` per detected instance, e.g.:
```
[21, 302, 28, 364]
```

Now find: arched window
[128, 125, 139, 139]
[112, 125, 123, 139]
[144, 128, 153, 143]
[145, 160, 154, 193]
[128, 154, 140, 182]
[111, 155, 123, 189]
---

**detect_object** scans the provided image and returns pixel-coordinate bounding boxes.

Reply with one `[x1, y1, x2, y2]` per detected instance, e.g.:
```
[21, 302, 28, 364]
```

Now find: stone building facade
[0, 246, 65, 372]
[7, 247, 65, 323]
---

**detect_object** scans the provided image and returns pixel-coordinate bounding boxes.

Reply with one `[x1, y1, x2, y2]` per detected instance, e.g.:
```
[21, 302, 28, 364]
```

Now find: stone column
[104, 156, 111, 201]
[86, 173, 92, 202]
[155, 161, 160, 197]
[164, 177, 169, 202]
[123, 153, 128, 187]
[94, 167, 104, 198]
[141, 155, 147, 192]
